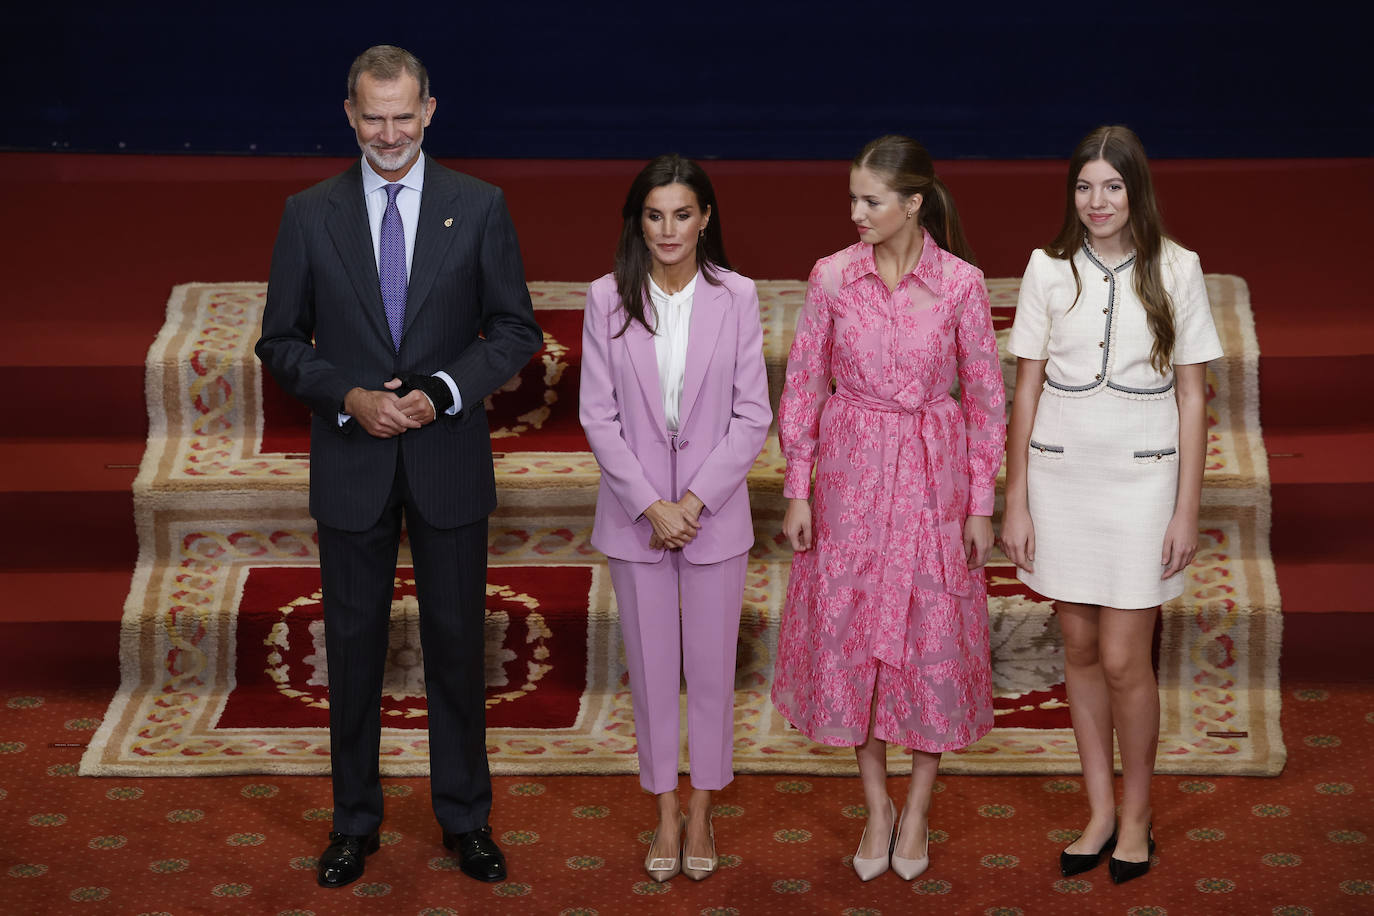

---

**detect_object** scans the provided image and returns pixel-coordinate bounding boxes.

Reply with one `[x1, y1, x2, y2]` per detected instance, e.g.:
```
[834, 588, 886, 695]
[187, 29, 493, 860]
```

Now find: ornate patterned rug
[82, 277, 1283, 777]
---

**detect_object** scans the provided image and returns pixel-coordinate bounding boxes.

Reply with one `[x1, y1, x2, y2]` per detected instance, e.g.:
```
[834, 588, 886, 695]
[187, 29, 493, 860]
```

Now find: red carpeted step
[1280, 612, 1374, 681]
[0, 491, 136, 569]
[0, 440, 141, 491]
[1260, 355, 1374, 431]
[0, 570, 131, 624]
[1273, 562, 1374, 616]
[0, 366, 149, 439]
[0, 441, 139, 581]
[1271, 482, 1374, 613]
[0, 621, 120, 687]
[1269, 483, 1374, 561]
[1266, 431, 1374, 485]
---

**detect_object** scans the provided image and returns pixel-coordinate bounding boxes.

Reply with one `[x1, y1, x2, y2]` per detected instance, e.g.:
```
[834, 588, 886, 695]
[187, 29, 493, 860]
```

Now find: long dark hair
[852, 135, 977, 266]
[1047, 125, 1175, 373]
[613, 154, 731, 337]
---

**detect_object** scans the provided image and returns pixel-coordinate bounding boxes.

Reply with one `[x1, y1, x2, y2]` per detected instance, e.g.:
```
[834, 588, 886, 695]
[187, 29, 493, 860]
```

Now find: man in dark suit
[256, 45, 542, 888]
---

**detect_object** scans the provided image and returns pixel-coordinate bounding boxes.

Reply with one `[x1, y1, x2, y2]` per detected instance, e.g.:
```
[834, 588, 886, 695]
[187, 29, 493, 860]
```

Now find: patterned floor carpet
[6, 679, 1370, 914]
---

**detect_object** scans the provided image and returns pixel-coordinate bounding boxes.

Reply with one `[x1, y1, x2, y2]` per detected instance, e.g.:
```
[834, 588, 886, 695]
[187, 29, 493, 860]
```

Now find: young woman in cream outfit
[1001, 126, 1222, 886]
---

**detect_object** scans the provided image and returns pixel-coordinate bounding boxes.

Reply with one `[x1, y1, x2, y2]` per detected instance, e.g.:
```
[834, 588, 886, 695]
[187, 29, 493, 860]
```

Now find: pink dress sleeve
[954, 277, 1007, 516]
[778, 262, 834, 500]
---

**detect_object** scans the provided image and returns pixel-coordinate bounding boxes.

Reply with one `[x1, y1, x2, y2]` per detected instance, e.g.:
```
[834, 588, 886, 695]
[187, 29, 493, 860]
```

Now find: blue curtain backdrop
[7, 1, 1368, 159]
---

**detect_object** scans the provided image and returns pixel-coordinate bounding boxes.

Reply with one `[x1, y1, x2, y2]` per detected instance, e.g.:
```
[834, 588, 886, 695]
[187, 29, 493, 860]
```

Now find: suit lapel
[402, 159, 463, 341]
[624, 302, 670, 439]
[325, 163, 393, 347]
[677, 272, 724, 429]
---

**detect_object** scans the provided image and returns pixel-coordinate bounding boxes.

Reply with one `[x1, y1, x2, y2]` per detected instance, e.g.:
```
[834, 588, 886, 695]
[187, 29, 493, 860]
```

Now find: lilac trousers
[608, 549, 748, 794]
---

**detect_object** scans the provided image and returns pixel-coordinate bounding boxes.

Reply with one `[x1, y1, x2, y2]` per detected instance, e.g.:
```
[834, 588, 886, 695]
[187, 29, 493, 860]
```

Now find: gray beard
[361, 139, 420, 175]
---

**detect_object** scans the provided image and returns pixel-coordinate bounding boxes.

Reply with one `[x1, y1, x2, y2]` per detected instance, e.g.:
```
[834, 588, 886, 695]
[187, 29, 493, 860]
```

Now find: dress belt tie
[831, 383, 971, 669]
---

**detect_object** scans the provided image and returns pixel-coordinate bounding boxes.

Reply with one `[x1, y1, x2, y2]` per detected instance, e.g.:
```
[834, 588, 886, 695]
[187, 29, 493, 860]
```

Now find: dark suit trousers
[316, 452, 492, 836]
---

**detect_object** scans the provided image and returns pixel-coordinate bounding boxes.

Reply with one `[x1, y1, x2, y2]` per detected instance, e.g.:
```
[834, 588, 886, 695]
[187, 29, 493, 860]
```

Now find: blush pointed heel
[644, 813, 684, 883]
[852, 797, 895, 882]
[890, 806, 930, 881]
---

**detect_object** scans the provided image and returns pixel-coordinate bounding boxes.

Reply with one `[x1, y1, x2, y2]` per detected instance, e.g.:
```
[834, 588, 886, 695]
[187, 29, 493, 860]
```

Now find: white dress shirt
[339, 152, 461, 423]
[648, 273, 696, 431]
[361, 151, 423, 275]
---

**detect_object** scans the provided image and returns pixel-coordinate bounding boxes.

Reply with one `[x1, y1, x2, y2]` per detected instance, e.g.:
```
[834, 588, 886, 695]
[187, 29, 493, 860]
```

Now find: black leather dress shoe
[442, 826, 507, 882]
[1060, 828, 1117, 877]
[1108, 829, 1157, 885]
[317, 830, 380, 888]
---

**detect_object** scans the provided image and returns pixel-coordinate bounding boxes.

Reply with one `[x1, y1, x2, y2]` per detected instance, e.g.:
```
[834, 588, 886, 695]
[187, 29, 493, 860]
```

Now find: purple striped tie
[379, 182, 407, 352]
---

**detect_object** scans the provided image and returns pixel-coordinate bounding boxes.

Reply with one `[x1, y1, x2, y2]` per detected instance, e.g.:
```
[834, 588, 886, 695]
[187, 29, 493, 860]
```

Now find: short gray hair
[347, 45, 430, 102]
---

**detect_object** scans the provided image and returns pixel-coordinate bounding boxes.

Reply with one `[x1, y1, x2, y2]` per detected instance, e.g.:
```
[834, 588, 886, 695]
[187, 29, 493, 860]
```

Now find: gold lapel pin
[444, 217, 454, 227]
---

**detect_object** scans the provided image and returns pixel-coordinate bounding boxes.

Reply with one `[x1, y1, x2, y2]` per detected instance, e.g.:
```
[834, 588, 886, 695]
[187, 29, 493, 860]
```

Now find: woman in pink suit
[772, 135, 1006, 881]
[580, 154, 772, 882]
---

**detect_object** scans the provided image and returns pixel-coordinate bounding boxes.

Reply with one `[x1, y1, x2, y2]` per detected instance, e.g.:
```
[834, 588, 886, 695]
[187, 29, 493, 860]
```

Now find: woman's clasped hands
[645, 492, 704, 550]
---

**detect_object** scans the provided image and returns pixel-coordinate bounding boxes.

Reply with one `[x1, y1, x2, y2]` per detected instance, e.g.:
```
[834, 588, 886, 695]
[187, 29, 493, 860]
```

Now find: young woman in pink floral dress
[772, 135, 1006, 881]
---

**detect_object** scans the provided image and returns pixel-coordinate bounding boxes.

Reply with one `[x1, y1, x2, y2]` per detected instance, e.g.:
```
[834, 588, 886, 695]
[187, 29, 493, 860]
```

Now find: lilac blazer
[579, 268, 772, 565]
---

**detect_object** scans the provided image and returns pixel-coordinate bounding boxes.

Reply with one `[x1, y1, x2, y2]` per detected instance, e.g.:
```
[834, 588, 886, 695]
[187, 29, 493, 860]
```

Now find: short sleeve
[1007, 250, 1051, 360]
[1170, 249, 1224, 366]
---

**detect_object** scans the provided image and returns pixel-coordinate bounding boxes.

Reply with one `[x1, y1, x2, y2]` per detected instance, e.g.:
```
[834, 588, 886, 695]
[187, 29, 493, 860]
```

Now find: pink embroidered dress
[771, 232, 1006, 751]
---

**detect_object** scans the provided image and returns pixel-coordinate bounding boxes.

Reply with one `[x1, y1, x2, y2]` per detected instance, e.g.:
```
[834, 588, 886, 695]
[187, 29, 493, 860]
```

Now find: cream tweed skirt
[1018, 385, 1185, 609]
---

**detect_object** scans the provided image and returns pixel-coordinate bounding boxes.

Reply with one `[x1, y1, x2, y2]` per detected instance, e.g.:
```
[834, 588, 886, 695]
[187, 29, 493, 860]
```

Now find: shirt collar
[361, 150, 426, 197]
[840, 228, 944, 295]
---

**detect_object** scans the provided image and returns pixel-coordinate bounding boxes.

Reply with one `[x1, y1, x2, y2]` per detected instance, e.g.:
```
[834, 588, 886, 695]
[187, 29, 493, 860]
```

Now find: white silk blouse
[648, 274, 697, 430]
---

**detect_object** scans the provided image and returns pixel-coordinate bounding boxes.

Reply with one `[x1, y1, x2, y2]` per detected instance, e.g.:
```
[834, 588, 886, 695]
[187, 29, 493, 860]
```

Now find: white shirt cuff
[433, 370, 462, 414]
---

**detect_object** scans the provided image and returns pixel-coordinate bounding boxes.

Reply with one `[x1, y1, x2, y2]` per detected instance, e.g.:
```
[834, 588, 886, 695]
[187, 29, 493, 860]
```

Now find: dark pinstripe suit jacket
[256, 157, 543, 532]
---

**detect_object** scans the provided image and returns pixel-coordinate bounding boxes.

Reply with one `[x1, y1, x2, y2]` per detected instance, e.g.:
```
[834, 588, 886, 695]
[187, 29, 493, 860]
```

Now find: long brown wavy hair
[852, 134, 977, 266]
[1046, 125, 1175, 373]
[613, 154, 731, 338]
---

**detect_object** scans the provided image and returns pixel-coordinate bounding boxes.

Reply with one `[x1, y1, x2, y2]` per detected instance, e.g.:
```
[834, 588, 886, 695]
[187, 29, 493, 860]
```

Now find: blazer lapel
[624, 307, 670, 439]
[677, 272, 724, 429]
[402, 158, 462, 341]
[325, 164, 393, 347]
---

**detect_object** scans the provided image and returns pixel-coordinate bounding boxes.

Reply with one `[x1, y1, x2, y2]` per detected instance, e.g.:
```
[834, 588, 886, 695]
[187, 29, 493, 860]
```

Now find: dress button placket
[1098, 268, 1114, 386]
